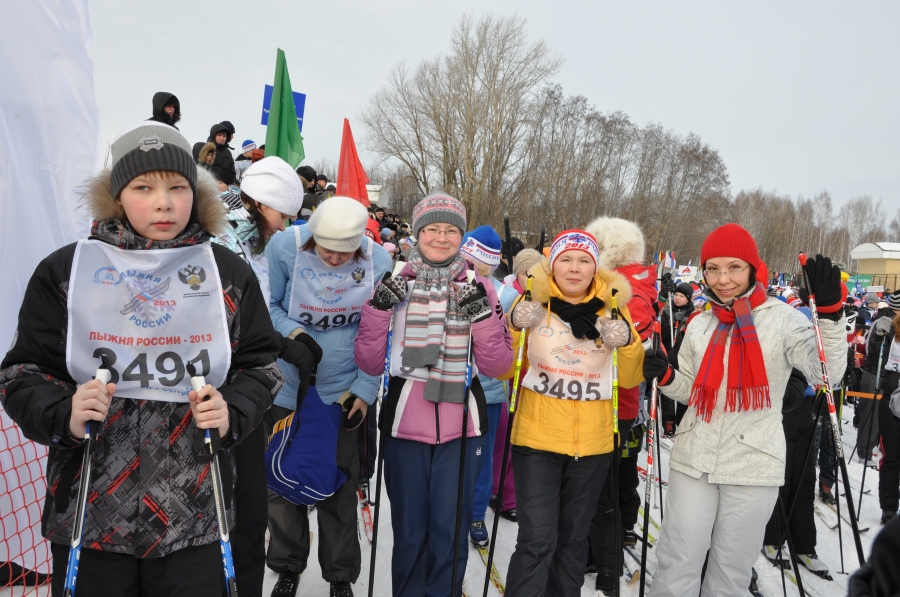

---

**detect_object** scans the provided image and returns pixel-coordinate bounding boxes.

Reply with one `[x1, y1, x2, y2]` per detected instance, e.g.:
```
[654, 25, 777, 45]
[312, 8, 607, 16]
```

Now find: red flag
[336, 118, 370, 206]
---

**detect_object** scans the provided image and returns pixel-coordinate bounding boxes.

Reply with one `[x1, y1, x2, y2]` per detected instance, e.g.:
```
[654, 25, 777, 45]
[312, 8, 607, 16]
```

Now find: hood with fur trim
[584, 216, 646, 270]
[525, 255, 633, 307]
[197, 142, 217, 166]
[81, 166, 227, 238]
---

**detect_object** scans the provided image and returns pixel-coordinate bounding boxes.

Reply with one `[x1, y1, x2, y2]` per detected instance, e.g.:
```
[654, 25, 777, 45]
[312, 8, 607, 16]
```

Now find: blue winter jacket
[479, 278, 519, 405]
[266, 225, 393, 408]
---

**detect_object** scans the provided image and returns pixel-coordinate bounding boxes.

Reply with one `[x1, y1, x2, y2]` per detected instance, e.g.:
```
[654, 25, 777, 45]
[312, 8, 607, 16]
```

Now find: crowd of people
[2, 91, 900, 597]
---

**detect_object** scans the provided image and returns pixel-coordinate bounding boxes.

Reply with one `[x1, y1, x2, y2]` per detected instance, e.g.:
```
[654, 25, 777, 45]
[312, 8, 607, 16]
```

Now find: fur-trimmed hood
[197, 142, 217, 166]
[584, 217, 646, 270]
[524, 255, 633, 307]
[81, 166, 227, 238]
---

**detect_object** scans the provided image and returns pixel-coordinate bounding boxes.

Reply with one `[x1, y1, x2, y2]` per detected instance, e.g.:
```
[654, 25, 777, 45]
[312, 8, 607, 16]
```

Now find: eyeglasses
[703, 264, 750, 281]
[420, 226, 461, 239]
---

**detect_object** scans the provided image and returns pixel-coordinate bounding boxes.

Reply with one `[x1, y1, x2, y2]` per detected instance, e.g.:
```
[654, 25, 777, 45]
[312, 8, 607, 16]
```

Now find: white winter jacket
[664, 296, 847, 486]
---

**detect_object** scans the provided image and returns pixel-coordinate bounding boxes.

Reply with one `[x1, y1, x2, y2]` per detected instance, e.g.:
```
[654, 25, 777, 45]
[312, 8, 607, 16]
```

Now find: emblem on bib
[314, 273, 349, 298]
[121, 278, 171, 315]
[351, 268, 365, 284]
[178, 265, 206, 290]
[94, 266, 123, 286]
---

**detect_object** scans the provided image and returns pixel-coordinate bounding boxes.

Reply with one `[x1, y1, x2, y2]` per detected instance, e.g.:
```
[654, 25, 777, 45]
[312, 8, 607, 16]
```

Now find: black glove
[280, 336, 317, 407]
[458, 282, 492, 323]
[659, 273, 675, 299]
[798, 254, 843, 317]
[342, 396, 364, 429]
[293, 332, 323, 365]
[643, 349, 672, 385]
[371, 274, 407, 311]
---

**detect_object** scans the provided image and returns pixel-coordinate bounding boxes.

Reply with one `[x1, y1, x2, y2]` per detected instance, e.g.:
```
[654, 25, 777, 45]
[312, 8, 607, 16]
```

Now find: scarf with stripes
[690, 283, 770, 422]
[402, 248, 471, 403]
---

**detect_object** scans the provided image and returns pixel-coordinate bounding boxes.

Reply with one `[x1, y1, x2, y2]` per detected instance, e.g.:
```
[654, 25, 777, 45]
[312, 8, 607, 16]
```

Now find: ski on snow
[476, 545, 506, 595]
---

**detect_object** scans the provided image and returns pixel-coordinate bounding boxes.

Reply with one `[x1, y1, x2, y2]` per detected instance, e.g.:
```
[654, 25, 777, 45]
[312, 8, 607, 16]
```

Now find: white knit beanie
[306, 197, 369, 252]
[240, 157, 305, 216]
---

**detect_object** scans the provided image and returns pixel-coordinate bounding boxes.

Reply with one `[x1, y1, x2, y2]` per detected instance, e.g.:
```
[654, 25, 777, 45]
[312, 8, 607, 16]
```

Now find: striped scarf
[690, 283, 770, 422]
[402, 249, 471, 403]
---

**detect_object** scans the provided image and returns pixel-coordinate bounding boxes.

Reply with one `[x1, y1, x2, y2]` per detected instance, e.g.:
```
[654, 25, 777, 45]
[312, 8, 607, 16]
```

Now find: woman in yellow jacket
[503, 230, 644, 597]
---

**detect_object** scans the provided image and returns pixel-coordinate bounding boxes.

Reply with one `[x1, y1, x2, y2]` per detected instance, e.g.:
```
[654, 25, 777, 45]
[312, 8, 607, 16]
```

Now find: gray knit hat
[109, 122, 197, 198]
[411, 193, 467, 238]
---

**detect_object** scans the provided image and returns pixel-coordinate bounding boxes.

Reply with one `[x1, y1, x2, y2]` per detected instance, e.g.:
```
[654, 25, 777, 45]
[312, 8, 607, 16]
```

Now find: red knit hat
[700, 223, 760, 270]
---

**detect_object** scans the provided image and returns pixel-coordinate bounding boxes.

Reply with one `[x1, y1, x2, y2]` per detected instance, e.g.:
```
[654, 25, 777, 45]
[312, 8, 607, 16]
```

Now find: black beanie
[674, 283, 694, 302]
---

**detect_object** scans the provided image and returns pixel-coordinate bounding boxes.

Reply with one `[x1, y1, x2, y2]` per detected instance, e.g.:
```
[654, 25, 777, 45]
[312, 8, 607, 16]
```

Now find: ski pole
[656, 410, 664, 520]
[187, 362, 238, 597]
[610, 289, 622, 597]
[777, 497, 806, 597]
[857, 335, 884, 520]
[797, 252, 866, 565]
[483, 274, 532, 597]
[63, 356, 111, 597]
[639, 322, 661, 597]
[368, 260, 407, 597]
[451, 269, 477, 597]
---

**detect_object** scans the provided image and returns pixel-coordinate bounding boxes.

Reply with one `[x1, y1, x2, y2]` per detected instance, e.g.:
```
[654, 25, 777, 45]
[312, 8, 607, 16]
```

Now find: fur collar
[81, 166, 227, 238]
[525, 255, 633, 307]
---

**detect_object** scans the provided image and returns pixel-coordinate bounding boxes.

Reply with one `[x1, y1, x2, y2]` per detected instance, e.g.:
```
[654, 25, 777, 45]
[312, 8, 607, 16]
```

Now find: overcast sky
[89, 0, 899, 212]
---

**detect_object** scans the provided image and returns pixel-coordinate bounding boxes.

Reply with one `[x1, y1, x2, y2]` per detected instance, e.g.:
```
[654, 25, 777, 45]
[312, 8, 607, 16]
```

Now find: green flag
[265, 48, 305, 167]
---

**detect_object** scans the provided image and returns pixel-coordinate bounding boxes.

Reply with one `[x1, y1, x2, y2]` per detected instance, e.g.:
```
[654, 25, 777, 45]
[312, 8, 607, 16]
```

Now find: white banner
[0, 0, 98, 574]
[677, 265, 698, 277]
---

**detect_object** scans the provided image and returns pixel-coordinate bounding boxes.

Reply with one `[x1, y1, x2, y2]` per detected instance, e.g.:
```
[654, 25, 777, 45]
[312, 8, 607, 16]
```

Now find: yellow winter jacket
[503, 268, 644, 458]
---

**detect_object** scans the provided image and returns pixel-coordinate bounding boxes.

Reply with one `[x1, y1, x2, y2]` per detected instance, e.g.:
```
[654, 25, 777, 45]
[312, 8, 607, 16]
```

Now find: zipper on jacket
[573, 401, 579, 461]
[435, 403, 441, 444]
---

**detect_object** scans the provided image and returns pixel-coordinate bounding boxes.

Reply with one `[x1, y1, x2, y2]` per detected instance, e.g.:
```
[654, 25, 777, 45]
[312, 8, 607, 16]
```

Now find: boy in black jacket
[0, 122, 282, 597]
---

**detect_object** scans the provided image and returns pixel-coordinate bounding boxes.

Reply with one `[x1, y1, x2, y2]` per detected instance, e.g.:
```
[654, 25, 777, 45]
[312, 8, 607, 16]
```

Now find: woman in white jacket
[642, 224, 847, 597]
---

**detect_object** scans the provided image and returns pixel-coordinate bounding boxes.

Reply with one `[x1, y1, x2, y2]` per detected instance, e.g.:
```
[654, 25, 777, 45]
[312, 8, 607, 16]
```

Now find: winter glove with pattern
[371, 274, 407, 311]
[596, 317, 633, 347]
[510, 300, 544, 330]
[458, 282, 492, 323]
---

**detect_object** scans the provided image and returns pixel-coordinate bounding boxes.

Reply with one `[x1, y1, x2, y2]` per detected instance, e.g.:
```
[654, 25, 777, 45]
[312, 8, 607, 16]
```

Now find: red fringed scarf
[690, 284, 770, 422]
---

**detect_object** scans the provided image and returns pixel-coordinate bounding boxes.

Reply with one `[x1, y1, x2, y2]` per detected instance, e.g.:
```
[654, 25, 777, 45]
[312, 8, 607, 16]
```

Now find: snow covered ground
[1, 404, 884, 597]
[260, 407, 881, 597]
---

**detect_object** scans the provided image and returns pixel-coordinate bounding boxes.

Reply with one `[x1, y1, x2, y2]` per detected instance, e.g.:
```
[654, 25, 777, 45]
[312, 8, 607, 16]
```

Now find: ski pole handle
[509, 275, 533, 414]
[89, 356, 112, 437]
[186, 362, 216, 447]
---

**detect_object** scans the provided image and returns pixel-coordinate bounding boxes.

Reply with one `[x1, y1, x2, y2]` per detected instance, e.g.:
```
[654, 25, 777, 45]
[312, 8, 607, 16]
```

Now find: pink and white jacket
[354, 266, 513, 445]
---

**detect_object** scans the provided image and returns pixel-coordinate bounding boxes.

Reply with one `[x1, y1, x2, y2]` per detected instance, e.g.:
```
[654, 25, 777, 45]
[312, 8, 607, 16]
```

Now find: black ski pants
[264, 404, 362, 582]
[231, 424, 267, 597]
[357, 399, 378, 480]
[589, 419, 643, 575]
[51, 541, 222, 597]
[857, 370, 881, 459]
[763, 402, 817, 553]
[506, 446, 612, 597]
[878, 371, 900, 513]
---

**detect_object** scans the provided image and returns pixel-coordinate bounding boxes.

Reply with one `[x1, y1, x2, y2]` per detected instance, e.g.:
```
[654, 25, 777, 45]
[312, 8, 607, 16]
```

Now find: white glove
[510, 300, 543, 330]
[596, 317, 633, 347]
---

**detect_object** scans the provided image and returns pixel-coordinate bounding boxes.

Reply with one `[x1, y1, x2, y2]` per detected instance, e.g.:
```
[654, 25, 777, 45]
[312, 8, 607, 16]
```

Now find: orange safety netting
[1, 405, 51, 594]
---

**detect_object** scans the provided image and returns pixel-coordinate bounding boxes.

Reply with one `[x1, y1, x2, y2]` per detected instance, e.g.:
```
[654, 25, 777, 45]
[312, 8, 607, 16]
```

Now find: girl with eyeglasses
[642, 223, 847, 597]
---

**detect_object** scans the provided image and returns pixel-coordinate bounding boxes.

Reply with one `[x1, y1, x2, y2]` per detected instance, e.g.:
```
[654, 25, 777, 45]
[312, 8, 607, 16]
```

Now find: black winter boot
[330, 581, 354, 597]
